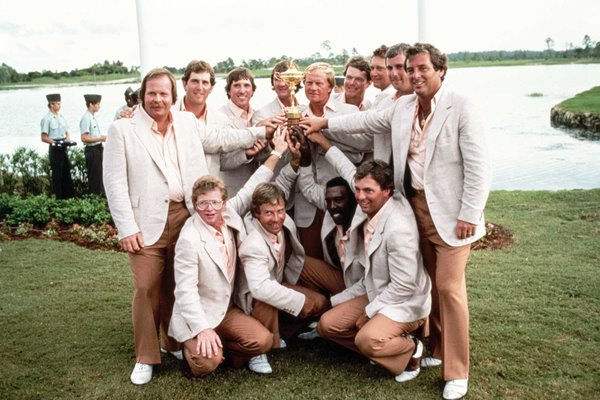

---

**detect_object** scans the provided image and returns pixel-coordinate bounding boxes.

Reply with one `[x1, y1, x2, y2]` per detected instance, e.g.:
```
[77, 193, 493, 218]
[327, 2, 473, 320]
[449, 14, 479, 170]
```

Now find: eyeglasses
[195, 200, 224, 211]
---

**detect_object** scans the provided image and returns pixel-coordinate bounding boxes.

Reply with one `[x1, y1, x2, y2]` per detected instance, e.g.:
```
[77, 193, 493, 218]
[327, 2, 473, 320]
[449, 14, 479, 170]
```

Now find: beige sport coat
[328, 85, 492, 246]
[103, 108, 265, 245]
[168, 165, 274, 342]
[237, 215, 306, 316]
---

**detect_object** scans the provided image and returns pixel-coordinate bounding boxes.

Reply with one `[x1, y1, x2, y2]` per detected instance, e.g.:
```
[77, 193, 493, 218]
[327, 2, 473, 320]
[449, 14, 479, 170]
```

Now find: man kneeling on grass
[317, 160, 432, 382]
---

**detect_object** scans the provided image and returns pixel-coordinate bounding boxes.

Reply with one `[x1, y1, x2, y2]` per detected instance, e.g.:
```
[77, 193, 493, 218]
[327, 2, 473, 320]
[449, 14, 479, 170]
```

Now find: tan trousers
[298, 256, 346, 296]
[129, 201, 190, 364]
[252, 283, 328, 348]
[183, 306, 272, 377]
[411, 191, 471, 380]
[317, 295, 425, 375]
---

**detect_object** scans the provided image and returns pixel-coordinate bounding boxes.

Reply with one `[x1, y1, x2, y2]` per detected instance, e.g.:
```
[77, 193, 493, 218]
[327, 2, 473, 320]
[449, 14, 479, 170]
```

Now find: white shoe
[279, 338, 287, 349]
[298, 328, 320, 340]
[394, 338, 423, 383]
[160, 347, 183, 361]
[248, 354, 272, 374]
[130, 363, 152, 385]
[395, 368, 420, 382]
[443, 378, 469, 400]
[421, 356, 442, 367]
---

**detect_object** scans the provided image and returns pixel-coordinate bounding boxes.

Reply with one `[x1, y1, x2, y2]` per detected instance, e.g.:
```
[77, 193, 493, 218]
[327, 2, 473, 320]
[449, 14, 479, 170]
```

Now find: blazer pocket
[129, 195, 140, 208]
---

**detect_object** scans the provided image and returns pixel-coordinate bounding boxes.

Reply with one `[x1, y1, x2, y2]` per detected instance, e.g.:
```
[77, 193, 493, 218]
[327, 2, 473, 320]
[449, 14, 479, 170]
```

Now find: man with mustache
[103, 67, 278, 385]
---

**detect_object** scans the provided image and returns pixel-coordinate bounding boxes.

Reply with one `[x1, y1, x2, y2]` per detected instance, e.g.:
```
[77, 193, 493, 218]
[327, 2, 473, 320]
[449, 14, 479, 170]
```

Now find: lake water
[0, 64, 599, 190]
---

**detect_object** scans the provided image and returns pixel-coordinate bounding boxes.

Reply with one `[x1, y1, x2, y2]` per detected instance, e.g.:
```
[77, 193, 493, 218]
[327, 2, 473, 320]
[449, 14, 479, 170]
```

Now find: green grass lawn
[1, 190, 599, 399]
[557, 86, 600, 114]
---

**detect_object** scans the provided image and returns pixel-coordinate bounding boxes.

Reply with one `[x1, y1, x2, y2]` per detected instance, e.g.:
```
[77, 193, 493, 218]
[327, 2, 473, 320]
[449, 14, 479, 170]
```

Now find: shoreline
[2, 59, 599, 91]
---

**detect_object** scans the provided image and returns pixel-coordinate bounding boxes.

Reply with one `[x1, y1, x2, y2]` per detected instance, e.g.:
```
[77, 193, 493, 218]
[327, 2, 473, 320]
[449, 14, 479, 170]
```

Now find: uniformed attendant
[80, 94, 105, 195]
[40, 93, 75, 199]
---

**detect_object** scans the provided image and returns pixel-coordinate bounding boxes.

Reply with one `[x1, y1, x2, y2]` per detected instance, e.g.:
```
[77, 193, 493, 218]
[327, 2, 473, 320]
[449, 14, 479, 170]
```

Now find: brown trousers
[183, 306, 272, 377]
[298, 256, 346, 296]
[128, 201, 190, 364]
[252, 274, 329, 348]
[317, 295, 425, 375]
[410, 191, 471, 380]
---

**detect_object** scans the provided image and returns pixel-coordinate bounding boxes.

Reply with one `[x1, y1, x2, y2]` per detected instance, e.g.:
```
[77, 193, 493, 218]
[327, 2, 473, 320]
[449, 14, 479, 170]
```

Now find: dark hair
[405, 43, 448, 81]
[344, 56, 371, 81]
[182, 60, 216, 87]
[385, 43, 411, 60]
[251, 183, 286, 217]
[326, 176, 357, 207]
[225, 67, 256, 98]
[372, 44, 388, 58]
[271, 60, 302, 91]
[140, 68, 177, 104]
[354, 160, 394, 191]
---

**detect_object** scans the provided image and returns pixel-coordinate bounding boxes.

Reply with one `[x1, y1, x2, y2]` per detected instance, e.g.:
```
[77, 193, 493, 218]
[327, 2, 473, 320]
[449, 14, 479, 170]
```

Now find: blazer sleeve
[324, 146, 358, 191]
[103, 123, 139, 240]
[199, 120, 266, 153]
[228, 165, 274, 216]
[239, 236, 305, 316]
[331, 277, 367, 307]
[457, 98, 492, 224]
[274, 163, 298, 201]
[220, 149, 253, 171]
[328, 107, 394, 137]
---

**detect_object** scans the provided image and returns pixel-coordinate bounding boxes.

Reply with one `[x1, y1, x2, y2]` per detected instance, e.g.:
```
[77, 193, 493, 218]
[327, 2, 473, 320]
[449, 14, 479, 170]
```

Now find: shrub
[0, 147, 88, 198]
[0, 193, 112, 227]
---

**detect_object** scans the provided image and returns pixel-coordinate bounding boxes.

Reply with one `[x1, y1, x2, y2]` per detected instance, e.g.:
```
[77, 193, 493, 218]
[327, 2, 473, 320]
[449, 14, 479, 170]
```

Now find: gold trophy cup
[274, 61, 304, 127]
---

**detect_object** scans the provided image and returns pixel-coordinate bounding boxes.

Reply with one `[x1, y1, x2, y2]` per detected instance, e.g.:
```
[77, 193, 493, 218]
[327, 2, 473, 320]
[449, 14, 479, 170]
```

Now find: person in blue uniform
[40, 93, 75, 199]
[80, 94, 106, 195]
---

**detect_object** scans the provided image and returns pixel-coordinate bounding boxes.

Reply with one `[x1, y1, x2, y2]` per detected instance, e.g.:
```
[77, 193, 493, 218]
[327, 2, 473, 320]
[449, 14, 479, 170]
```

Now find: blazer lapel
[392, 96, 417, 183]
[173, 114, 188, 184]
[193, 215, 228, 278]
[425, 88, 452, 170]
[131, 111, 169, 179]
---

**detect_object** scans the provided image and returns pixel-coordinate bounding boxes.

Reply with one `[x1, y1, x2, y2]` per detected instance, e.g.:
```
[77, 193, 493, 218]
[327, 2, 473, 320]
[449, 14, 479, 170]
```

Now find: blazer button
[164, 199, 168, 203]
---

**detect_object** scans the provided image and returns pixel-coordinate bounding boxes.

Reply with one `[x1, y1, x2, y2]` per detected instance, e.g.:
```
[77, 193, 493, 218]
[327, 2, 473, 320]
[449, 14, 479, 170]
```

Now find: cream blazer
[168, 165, 274, 342]
[328, 85, 492, 246]
[334, 197, 432, 323]
[103, 108, 265, 245]
[236, 215, 305, 316]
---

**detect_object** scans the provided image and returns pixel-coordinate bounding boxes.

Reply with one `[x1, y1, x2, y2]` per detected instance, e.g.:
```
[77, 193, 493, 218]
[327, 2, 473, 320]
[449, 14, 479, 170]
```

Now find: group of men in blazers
[103, 42, 491, 400]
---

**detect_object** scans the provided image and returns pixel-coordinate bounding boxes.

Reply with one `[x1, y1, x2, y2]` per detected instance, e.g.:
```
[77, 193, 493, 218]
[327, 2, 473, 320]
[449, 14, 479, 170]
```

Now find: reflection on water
[0, 64, 599, 190]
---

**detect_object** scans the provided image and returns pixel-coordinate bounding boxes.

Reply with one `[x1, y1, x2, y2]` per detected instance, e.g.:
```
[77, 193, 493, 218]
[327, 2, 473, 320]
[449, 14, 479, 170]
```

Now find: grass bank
[0, 73, 140, 90]
[1, 189, 599, 399]
[557, 86, 600, 114]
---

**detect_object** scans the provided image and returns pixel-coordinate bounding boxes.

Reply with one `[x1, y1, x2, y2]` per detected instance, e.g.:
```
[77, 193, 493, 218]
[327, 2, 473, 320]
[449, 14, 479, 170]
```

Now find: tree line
[0, 60, 137, 85]
[1, 35, 598, 84]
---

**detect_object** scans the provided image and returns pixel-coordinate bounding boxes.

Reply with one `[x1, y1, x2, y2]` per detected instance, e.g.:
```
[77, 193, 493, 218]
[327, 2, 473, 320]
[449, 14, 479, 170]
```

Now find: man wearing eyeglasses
[169, 133, 289, 377]
[103, 68, 280, 385]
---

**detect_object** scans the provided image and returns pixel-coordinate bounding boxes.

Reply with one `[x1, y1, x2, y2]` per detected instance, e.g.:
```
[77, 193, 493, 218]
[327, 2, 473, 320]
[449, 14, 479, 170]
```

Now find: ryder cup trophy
[274, 61, 304, 127]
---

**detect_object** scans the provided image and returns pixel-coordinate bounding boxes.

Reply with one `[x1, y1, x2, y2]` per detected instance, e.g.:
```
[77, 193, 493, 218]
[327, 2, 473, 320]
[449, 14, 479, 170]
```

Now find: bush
[0, 193, 112, 227]
[0, 147, 88, 198]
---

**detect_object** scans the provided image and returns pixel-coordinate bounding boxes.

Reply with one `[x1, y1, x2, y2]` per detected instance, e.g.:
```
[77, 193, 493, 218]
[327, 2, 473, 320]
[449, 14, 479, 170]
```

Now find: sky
[1, 0, 599, 73]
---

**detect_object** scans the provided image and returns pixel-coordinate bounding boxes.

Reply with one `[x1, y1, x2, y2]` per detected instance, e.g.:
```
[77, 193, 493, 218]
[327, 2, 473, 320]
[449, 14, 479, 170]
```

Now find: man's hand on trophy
[272, 126, 288, 156]
[285, 126, 303, 171]
[299, 116, 328, 135]
[288, 125, 311, 168]
[244, 139, 268, 158]
[257, 115, 287, 140]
